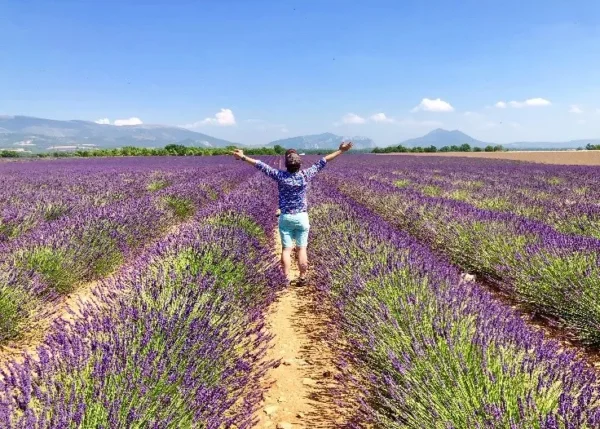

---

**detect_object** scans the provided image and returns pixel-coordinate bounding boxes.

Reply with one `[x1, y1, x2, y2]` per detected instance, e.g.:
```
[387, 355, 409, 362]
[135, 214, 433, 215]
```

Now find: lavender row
[355, 156, 600, 240]
[0, 158, 253, 343]
[0, 171, 285, 428]
[0, 157, 239, 243]
[308, 183, 600, 427]
[323, 160, 600, 347]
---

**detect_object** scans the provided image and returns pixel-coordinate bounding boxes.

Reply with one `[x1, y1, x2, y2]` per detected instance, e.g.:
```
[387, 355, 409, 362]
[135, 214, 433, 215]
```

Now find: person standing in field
[232, 142, 353, 285]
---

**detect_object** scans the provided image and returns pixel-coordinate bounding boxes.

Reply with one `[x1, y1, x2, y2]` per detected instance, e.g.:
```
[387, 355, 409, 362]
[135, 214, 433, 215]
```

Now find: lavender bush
[0, 167, 285, 427]
[325, 156, 600, 346]
[309, 184, 600, 427]
[0, 158, 253, 343]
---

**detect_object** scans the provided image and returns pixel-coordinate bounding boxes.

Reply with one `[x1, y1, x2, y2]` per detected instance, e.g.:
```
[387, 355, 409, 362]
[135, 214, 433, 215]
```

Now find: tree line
[0, 144, 333, 158]
[3, 142, 600, 159]
[372, 143, 505, 154]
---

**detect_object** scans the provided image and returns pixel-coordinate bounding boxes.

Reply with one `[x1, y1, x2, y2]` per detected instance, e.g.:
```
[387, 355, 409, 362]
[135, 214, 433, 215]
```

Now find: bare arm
[232, 149, 258, 166]
[324, 142, 353, 162]
[232, 149, 281, 180]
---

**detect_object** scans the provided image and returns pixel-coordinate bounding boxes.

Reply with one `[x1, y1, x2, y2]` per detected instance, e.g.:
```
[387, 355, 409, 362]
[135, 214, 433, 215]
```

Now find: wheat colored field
[386, 150, 600, 165]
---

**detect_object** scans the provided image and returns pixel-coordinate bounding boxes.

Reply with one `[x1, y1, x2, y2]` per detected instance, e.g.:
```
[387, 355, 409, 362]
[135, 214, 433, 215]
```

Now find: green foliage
[476, 197, 512, 212]
[516, 252, 600, 344]
[21, 247, 79, 294]
[83, 237, 124, 278]
[311, 204, 565, 427]
[547, 176, 564, 185]
[393, 179, 411, 188]
[344, 181, 600, 346]
[163, 196, 195, 220]
[556, 214, 600, 240]
[372, 143, 485, 154]
[448, 189, 471, 201]
[372, 145, 409, 153]
[422, 185, 443, 197]
[171, 247, 246, 288]
[0, 281, 36, 342]
[206, 212, 263, 240]
[50, 230, 266, 427]
[164, 144, 188, 155]
[19, 227, 123, 294]
[0, 150, 20, 158]
[10, 143, 366, 159]
[586, 143, 600, 150]
[43, 203, 71, 221]
[0, 220, 20, 240]
[71, 145, 294, 158]
[484, 144, 505, 152]
[147, 179, 170, 192]
[202, 186, 219, 200]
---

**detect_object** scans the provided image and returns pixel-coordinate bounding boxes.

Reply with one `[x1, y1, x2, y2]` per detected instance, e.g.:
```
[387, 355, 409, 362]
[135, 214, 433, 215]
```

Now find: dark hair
[285, 149, 302, 173]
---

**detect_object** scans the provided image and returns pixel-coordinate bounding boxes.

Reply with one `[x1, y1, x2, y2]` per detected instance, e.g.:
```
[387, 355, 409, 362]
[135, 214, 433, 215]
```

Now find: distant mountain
[400, 128, 486, 148]
[0, 115, 238, 152]
[393, 128, 600, 150]
[502, 139, 600, 150]
[268, 133, 375, 150]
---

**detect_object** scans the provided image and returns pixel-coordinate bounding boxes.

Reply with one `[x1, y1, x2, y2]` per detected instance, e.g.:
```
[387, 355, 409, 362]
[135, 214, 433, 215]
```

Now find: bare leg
[281, 247, 293, 280]
[297, 246, 308, 279]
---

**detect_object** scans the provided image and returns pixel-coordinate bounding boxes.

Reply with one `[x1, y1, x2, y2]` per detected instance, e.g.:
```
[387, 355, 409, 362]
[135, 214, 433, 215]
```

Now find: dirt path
[253, 235, 347, 428]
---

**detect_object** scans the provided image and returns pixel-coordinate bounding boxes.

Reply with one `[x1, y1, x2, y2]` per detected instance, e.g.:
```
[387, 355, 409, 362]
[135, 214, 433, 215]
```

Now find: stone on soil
[302, 378, 317, 386]
[264, 405, 279, 415]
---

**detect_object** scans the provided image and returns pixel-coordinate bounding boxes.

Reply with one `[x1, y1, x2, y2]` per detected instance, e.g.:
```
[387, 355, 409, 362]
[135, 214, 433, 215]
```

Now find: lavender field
[1, 155, 600, 428]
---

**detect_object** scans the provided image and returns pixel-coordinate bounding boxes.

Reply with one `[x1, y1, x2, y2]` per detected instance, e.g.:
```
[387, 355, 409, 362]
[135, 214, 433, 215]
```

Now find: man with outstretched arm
[232, 142, 353, 285]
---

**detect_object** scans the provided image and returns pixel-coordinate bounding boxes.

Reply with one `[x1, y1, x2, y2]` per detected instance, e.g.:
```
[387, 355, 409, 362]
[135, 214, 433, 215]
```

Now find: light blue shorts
[279, 212, 310, 249]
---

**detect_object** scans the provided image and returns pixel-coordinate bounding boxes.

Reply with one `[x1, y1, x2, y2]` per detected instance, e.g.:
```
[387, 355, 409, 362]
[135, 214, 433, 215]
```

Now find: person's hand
[232, 149, 244, 160]
[339, 142, 353, 152]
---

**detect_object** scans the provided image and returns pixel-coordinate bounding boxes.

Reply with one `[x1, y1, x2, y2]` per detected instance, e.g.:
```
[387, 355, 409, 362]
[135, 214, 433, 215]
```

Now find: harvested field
[383, 150, 600, 165]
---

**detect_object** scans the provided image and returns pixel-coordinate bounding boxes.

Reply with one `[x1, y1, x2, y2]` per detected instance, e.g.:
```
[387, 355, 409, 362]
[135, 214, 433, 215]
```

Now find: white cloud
[525, 98, 552, 107]
[569, 105, 584, 114]
[370, 112, 394, 123]
[507, 98, 552, 108]
[95, 118, 110, 125]
[411, 98, 454, 113]
[577, 119, 587, 125]
[186, 109, 236, 128]
[495, 98, 551, 109]
[341, 113, 367, 124]
[203, 108, 236, 126]
[281, 127, 289, 133]
[114, 117, 143, 126]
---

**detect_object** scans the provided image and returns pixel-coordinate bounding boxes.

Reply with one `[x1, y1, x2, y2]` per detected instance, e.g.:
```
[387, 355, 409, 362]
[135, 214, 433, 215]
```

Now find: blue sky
[2, 0, 600, 145]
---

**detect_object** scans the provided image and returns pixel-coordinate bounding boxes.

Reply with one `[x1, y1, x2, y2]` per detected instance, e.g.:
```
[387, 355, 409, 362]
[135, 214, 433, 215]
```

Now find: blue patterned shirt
[255, 158, 327, 214]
